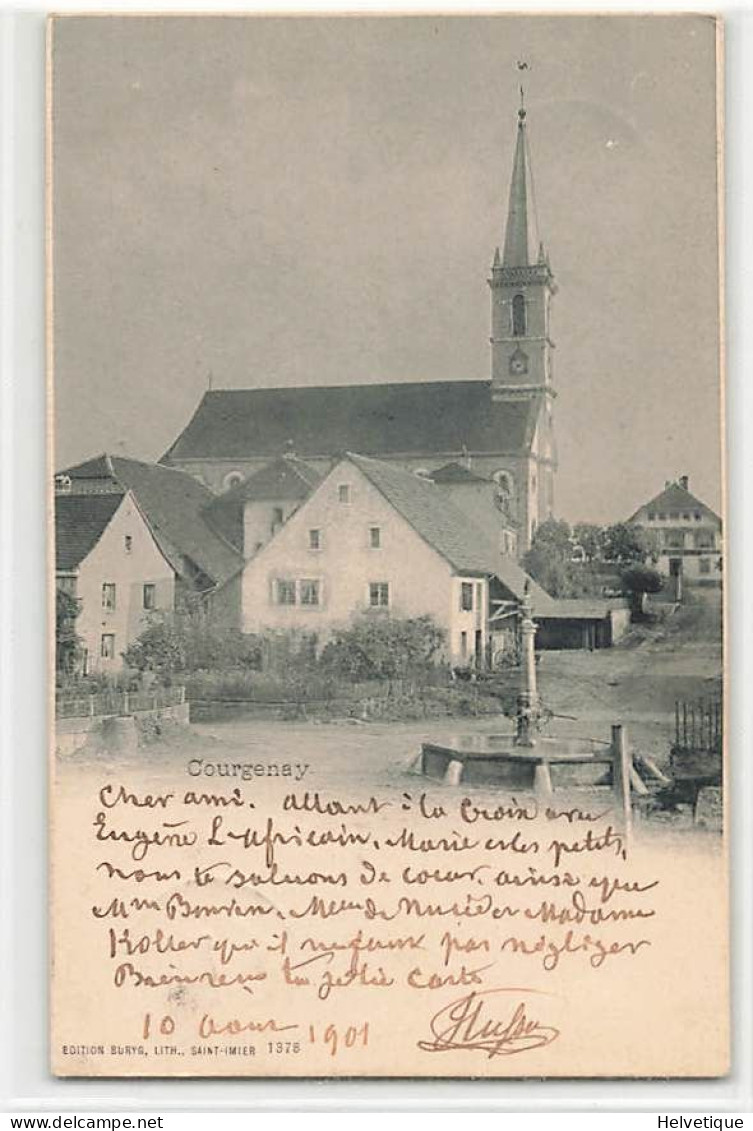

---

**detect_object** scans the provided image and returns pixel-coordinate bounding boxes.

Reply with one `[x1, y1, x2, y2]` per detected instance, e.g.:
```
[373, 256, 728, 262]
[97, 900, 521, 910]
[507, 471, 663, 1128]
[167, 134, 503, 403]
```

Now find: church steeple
[487, 92, 558, 547]
[502, 101, 533, 267]
[488, 94, 555, 396]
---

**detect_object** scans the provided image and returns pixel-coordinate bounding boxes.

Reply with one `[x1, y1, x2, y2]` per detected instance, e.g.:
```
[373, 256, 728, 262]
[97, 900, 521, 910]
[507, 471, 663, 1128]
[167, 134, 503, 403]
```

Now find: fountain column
[515, 587, 539, 748]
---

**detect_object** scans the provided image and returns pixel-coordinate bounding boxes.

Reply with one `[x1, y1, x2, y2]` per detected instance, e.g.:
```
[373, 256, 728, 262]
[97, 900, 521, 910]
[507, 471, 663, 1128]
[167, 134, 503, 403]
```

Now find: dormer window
[512, 293, 527, 337]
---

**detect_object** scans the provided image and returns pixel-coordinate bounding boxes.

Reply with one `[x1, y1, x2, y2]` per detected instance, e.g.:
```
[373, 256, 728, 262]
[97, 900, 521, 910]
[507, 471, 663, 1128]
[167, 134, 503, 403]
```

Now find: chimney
[679, 475, 689, 491]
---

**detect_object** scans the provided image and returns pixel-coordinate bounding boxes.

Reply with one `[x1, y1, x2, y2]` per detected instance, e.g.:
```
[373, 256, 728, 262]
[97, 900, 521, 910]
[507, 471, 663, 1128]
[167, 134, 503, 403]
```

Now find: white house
[238, 453, 549, 668]
[628, 476, 722, 585]
[55, 454, 243, 670]
[55, 490, 175, 673]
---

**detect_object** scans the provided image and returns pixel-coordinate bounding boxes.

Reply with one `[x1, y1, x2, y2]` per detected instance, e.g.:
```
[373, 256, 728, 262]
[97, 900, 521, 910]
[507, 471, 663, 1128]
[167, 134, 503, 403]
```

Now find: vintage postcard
[49, 14, 727, 1077]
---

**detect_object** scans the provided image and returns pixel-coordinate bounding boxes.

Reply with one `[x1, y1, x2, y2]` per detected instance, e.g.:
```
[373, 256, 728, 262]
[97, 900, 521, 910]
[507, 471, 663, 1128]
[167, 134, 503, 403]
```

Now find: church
[161, 100, 558, 555]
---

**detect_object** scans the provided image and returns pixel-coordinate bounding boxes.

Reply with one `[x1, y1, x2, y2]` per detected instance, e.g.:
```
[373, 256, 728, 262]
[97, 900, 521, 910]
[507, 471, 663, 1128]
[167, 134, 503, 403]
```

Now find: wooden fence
[56, 686, 186, 720]
[673, 698, 723, 755]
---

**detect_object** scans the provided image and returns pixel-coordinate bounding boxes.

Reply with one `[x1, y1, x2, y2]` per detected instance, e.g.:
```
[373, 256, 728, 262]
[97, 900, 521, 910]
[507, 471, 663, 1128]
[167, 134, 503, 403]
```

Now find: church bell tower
[488, 93, 557, 532]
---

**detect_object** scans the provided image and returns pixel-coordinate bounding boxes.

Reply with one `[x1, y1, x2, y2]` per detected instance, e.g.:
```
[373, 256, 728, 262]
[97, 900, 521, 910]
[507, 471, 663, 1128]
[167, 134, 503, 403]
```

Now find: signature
[418, 987, 560, 1058]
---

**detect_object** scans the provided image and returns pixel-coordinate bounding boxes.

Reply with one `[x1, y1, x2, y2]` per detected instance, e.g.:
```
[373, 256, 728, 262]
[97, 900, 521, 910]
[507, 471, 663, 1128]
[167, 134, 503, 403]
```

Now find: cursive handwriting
[418, 987, 560, 1058]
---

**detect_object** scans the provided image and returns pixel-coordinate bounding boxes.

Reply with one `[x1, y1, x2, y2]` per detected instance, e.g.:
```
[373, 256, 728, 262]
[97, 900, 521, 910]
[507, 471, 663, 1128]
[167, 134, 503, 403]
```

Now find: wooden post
[611, 724, 632, 839]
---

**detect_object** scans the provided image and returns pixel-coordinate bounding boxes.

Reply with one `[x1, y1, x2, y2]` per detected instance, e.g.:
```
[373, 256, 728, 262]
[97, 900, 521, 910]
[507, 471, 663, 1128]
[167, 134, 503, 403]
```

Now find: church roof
[346, 453, 553, 609]
[55, 491, 124, 571]
[161, 382, 537, 464]
[58, 454, 242, 585]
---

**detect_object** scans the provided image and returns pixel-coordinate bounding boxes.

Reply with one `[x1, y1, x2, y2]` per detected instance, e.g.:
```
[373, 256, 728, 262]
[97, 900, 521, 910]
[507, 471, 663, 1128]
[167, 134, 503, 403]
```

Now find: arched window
[223, 470, 244, 491]
[512, 293, 526, 337]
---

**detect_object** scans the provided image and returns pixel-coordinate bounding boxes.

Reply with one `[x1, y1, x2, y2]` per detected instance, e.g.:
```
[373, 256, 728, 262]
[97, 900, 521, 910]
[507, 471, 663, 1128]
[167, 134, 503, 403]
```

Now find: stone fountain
[420, 588, 627, 805]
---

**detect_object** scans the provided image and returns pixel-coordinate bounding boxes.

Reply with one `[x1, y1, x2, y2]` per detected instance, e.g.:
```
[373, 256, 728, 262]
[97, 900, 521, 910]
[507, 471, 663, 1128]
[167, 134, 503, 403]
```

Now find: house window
[699, 558, 711, 575]
[369, 526, 381, 549]
[695, 512, 702, 521]
[476, 582, 484, 612]
[309, 528, 321, 550]
[369, 582, 390, 608]
[460, 582, 474, 612]
[272, 506, 284, 527]
[665, 531, 685, 549]
[682, 513, 691, 521]
[512, 293, 527, 337]
[223, 470, 244, 490]
[338, 484, 351, 504]
[460, 631, 468, 659]
[124, 535, 133, 554]
[143, 583, 156, 610]
[648, 512, 656, 521]
[300, 579, 320, 607]
[102, 583, 116, 611]
[100, 634, 115, 660]
[275, 579, 297, 605]
[695, 532, 713, 549]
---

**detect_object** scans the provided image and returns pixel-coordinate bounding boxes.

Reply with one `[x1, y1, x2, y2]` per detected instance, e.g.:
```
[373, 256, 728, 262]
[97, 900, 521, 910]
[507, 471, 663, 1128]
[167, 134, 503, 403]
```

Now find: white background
[1, 0, 751, 1115]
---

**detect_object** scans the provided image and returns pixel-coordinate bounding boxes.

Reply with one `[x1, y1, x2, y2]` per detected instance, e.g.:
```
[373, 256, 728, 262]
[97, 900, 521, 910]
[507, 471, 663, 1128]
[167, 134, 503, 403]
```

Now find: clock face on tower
[509, 348, 529, 376]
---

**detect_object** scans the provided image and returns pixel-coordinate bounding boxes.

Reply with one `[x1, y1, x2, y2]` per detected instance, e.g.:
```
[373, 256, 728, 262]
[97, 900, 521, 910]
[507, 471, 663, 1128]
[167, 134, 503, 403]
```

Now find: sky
[50, 14, 722, 523]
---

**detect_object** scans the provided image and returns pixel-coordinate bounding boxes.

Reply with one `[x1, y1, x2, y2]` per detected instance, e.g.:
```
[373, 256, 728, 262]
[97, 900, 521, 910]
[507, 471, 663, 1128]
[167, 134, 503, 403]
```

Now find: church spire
[502, 95, 532, 267]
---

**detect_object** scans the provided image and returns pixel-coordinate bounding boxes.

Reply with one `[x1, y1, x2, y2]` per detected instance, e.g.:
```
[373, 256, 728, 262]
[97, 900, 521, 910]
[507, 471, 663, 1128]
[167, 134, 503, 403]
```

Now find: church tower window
[512, 293, 526, 336]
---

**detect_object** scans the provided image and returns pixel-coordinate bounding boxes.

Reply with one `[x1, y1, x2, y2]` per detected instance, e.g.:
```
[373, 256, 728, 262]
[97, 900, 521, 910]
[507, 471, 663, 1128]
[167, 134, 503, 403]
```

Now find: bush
[320, 615, 445, 682]
[620, 565, 663, 595]
[122, 612, 262, 679]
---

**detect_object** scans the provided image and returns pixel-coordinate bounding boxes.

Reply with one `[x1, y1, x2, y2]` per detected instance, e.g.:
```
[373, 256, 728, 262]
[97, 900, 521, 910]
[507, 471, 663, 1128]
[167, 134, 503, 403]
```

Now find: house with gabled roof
[628, 475, 722, 585]
[55, 488, 175, 673]
[55, 454, 244, 670]
[203, 451, 323, 557]
[57, 454, 242, 596]
[236, 452, 552, 668]
[428, 461, 518, 559]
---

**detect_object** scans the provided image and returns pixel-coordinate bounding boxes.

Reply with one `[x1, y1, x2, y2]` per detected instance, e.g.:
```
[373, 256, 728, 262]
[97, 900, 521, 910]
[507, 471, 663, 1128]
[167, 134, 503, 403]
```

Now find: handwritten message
[49, 767, 674, 1074]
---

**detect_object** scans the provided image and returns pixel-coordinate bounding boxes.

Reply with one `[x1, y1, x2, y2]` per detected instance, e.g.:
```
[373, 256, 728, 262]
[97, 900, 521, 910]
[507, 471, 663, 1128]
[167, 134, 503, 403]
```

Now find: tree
[55, 588, 83, 675]
[572, 523, 603, 563]
[522, 518, 577, 597]
[620, 564, 663, 616]
[600, 523, 660, 565]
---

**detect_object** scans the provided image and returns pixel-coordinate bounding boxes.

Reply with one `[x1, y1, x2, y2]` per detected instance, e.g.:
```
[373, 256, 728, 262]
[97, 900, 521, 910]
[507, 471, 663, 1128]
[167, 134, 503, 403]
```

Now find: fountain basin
[421, 733, 612, 792]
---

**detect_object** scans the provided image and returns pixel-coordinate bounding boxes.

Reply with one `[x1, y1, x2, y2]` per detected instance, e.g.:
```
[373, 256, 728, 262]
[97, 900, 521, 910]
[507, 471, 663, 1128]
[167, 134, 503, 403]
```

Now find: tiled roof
[59, 455, 242, 585]
[428, 462, 490, 485]
[346, 453, 552, 609]
[204, 455, 323, 552]
[630, 481, 721, 524]
[55, 491, 124, 571]
[162, 382, 537, 463]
